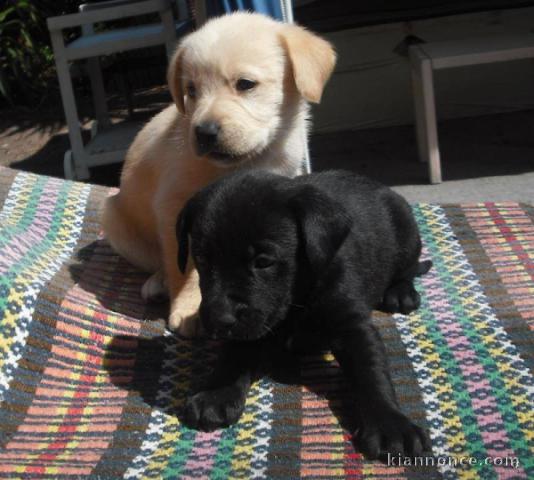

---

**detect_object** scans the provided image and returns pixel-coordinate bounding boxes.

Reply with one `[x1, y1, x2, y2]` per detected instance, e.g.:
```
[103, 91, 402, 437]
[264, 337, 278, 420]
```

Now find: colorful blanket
[0, 166, 532, 479]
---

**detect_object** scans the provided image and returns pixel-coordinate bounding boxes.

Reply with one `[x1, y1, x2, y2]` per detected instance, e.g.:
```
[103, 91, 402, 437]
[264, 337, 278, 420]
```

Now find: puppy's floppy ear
[288, 185, 351, 276]
[279, 24, 336, 103]
[176, 198, 195, 274]
[167, 45, 185, 114]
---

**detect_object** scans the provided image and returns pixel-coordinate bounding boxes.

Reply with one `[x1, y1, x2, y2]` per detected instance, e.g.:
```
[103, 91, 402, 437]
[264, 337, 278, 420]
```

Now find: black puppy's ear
[289, 185, 352, 276]
[176, 199, 194, 274]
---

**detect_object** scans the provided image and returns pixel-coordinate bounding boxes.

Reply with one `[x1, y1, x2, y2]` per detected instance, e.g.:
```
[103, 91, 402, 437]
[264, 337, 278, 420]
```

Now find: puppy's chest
[278, 313, 330, 355]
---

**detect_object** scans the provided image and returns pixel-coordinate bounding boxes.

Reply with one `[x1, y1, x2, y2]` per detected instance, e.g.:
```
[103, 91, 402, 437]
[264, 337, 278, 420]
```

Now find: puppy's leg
[168, 268, 201, 337]
[158, 219, 201, 336]
[183, 341, 263, 431]
[330, 318, 431, 460]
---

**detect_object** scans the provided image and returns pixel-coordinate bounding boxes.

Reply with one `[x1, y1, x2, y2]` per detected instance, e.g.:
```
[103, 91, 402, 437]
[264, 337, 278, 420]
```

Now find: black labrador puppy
[176, 170, 432, 460]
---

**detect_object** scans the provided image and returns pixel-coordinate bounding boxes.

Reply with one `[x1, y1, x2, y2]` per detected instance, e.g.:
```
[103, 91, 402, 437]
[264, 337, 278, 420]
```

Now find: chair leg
[302, 128, 312, 174]
[279, 0, 309, 173]
[51, 31, 90, 180]
[410, 46, 442, 184]
[161, 6, 177, 57]
[87, 57, 110, 130]
[280, 0, 295, 23]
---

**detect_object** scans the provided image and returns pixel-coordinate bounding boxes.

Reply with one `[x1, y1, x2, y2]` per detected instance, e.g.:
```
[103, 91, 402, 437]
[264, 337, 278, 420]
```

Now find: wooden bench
[409, 32, 534, 183]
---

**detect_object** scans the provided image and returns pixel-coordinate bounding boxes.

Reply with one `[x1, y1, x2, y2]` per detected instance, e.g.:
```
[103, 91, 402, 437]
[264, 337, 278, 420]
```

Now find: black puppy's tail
[415, 260, 433, 277]
[399, 259, 433, 281]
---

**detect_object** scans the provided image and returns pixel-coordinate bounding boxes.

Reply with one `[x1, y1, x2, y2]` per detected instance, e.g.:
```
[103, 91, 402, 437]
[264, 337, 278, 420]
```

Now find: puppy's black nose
[195, 121, 220, 156]
[218, 314, 236, 328]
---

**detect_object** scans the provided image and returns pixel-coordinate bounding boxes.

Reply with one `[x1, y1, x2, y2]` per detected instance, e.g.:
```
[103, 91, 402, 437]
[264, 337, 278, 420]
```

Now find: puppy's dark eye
[186, 82, 196, 99]
[236, 78, 257, 92]
[253, 254, 275, 269]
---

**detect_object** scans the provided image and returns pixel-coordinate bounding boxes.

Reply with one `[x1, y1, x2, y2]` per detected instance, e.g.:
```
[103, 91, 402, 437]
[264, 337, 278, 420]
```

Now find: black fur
[176, 170, 432, 460]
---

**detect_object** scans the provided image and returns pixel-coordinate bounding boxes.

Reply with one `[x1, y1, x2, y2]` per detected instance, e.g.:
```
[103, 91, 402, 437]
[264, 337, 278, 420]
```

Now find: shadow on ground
[68, 240, 168, 323]
[1, 87, 169, 187]
[103, 332, 360, 439]
[10, 140, 124, 187]
[311, 109, 534, 186]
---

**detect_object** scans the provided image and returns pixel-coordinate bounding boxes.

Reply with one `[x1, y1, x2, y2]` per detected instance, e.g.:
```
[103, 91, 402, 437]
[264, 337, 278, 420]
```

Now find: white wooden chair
[47, 0, 191, 180]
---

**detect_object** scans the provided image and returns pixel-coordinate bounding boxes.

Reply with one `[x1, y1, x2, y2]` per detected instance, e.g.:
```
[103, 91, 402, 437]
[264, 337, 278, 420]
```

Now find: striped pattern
[0, 166, 532, 479]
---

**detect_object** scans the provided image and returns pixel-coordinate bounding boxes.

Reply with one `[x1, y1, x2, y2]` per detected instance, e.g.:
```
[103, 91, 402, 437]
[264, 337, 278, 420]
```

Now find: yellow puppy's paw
[167, 269, 202, 336]
[168, 302, 202, 337]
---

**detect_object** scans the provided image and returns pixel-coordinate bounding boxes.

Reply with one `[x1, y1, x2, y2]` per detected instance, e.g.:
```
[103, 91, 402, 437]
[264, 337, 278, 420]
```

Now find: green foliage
[0, 1, 172, 107]
[0, 0, 58, 106]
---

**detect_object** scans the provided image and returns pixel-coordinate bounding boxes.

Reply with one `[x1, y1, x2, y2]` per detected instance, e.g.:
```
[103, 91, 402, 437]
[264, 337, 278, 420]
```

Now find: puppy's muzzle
[200, 296, 240, 339]
[207, 314, 237, 339]
[195, 121, 220, 156]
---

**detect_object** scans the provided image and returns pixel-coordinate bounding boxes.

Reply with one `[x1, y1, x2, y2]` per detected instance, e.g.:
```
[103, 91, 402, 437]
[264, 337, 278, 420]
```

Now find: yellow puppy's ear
[167, 46, 185, 114]
[280, 24, 336, 103]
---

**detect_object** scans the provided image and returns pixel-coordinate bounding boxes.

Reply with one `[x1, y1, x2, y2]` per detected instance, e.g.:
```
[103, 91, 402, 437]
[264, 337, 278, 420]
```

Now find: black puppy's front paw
[183, 385, 246, 432]
[355, 408, 431, 461]
[381, 281, 420, 315]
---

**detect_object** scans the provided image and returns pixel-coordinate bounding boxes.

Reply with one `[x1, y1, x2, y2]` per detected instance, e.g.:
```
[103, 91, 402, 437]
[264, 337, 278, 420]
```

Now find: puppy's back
[295, 170, 423, 282]
[294, 170, 390, 204]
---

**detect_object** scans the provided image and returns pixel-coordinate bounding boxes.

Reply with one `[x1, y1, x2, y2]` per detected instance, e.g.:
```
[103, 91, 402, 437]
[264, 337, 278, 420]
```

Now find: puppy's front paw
[168, 272, 202, 337]
[168, 308, 201, 337]
[381, 281, 420, 315]
[355, 408, 431, 461]
[183, 386, 246, 431]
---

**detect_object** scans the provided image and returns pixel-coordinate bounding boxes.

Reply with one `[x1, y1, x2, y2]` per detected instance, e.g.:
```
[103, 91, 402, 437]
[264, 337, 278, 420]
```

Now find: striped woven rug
[0, 166, 532, 479]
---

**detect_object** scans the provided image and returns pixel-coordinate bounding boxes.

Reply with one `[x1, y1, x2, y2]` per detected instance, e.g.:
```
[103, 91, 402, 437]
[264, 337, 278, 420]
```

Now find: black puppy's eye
[253, 254, 275, 269]
[236, 78, 257, 92]
[186, 82, 196, 99]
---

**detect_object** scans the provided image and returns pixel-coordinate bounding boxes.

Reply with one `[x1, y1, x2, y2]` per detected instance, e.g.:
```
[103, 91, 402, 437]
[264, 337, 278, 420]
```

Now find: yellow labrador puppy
[101, 12, 336, 336]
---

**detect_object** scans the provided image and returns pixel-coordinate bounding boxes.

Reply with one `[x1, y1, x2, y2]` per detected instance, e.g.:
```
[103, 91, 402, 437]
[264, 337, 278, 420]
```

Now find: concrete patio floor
[311, 109, 534, 204]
